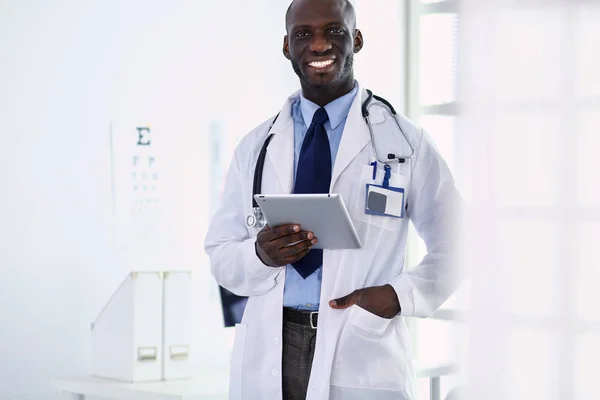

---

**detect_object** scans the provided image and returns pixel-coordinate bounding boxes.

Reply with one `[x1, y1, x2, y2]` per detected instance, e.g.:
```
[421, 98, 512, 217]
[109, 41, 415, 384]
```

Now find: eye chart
[110, 121, 172, 271]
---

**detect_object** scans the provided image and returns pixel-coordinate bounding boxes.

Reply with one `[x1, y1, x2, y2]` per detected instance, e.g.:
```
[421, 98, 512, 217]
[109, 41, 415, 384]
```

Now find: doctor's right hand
[255, 224, 317, 267]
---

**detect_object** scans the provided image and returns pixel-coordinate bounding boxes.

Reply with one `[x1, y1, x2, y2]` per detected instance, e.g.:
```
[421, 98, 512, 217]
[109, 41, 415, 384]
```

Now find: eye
[295, 30, 309, 38]
[329, 28, 345, 35]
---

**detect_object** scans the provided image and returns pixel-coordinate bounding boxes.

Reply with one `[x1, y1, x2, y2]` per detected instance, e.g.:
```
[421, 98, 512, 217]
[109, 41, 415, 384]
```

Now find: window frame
[406, 0, 463, 318]
[404, 3, 465, 398]
[406, 2, 600, 399]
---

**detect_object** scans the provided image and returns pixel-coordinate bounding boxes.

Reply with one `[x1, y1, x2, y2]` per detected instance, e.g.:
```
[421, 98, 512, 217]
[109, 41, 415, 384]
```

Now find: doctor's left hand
[329, 285, 401, 319]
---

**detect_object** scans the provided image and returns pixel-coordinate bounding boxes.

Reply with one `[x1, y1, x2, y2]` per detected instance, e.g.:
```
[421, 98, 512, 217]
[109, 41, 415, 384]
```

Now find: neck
[301, 76, 355, 107]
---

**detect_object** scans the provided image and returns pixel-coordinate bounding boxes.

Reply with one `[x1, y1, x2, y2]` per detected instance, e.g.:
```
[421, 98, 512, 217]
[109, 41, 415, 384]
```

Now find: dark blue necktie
[292, 107, 331, 279]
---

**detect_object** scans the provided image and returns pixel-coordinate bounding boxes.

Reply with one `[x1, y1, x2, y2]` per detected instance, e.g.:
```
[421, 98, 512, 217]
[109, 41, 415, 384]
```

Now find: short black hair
[285, 0, 357, 33]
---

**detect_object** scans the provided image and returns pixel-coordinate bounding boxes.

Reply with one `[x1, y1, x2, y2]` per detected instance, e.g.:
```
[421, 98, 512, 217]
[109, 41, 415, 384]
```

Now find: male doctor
[204, 0, 462, 399]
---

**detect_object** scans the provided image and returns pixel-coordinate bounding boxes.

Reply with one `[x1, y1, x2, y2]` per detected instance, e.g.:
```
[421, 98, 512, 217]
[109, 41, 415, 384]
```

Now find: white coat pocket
[352, 164, 407, 232]
[229, 323, 247, 400]
[330, 306, 411, 399]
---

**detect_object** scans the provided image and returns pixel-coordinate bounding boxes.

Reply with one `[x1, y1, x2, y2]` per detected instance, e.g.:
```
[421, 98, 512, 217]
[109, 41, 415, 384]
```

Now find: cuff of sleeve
[240, 237, 282, 278]
[389, 274, 416, 317]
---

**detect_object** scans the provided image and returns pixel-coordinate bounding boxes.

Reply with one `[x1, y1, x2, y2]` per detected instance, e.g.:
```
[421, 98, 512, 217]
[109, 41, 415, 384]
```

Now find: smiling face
[283, 0, 363, 94]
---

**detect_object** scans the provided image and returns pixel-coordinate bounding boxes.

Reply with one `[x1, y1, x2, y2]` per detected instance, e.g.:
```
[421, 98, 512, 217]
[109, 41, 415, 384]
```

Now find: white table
[416, 362, 460, 400]
[53, 363, 458, 400]
[51, 375, 229, 400]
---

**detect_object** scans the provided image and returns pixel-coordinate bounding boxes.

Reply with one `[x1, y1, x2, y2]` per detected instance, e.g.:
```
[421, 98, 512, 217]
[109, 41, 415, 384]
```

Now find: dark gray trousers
[282, 319, 318, 400]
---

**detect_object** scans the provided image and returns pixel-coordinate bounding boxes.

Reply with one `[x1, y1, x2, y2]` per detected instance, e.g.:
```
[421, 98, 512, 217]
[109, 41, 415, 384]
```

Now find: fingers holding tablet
[255, 224, 318, 267]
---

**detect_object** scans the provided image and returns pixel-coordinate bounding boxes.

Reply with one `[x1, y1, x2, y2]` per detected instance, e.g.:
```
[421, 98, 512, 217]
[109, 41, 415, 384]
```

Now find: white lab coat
[204, 82, 461, 400]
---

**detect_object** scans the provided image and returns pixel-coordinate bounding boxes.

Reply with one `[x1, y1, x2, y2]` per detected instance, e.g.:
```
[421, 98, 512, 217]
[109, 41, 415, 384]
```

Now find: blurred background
[0, 0, 598, 399]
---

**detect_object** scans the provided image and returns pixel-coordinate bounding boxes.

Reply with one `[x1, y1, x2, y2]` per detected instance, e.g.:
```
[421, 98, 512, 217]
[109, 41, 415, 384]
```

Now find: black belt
[283, 307, 318, 329]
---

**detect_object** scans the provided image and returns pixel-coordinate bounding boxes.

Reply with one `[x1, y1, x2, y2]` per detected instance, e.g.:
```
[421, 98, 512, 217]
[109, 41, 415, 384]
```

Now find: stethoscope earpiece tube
[363, 89, 397, 116]
[361, 90, 374, 118]
[373, 94, 397, 115]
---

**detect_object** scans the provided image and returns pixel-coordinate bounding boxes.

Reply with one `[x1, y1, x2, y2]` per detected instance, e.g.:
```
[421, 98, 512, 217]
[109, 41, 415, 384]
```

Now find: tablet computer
[253, 193, 361, 250]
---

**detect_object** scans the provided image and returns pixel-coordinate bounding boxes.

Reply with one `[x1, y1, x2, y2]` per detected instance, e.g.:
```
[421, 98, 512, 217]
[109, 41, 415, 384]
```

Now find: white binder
[91, 271, 164, 382]
[91, 270, 192, 382]
[162, 271, 192, 380]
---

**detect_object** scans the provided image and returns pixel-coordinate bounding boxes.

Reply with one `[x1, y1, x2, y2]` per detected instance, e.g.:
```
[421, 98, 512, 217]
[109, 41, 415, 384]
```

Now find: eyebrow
[291, 22, 346, 31]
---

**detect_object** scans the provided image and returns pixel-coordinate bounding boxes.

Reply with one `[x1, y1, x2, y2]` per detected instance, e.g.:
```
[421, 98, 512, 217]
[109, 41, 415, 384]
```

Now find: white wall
[0, 1, 289, 398]
[0, 1, 407, 399]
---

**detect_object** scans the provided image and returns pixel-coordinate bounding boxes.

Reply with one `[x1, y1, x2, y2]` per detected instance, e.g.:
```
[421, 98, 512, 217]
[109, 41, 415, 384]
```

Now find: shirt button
[306, 303, 312, 307]
[274, 336, 280, 344]
[272, 369, 279, 376]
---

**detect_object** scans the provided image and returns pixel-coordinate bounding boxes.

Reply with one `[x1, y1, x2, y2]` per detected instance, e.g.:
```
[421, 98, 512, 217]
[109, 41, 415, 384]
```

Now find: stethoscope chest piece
[246, 207, 266, 229]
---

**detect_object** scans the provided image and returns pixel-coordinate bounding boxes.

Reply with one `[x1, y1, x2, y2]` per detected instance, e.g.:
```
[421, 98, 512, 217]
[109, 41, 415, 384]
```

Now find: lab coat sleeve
[204, 139, 283, 297]
[389, 128, 463, 318]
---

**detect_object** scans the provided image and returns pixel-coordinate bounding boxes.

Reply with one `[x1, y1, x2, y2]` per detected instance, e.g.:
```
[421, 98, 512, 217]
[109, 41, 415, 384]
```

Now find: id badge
[365, 184, 405, 218]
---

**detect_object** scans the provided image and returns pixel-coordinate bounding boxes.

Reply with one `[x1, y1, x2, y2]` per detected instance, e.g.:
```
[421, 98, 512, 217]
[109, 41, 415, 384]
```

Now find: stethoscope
[245, 90, 415, 229]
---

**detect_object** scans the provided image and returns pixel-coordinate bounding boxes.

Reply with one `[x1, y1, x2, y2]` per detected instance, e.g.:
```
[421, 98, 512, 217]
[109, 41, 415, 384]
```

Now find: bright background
[1, 0, 599, 399]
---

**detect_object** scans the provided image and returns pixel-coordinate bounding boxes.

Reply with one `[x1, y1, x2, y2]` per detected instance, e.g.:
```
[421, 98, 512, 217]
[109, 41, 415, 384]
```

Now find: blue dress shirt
[283, 83, 359, 310]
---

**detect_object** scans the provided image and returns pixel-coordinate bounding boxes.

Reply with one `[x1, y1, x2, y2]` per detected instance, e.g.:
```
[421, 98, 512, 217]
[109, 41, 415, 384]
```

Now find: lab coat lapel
[330, 87, 371, 190]
[265, 94, 297, 194]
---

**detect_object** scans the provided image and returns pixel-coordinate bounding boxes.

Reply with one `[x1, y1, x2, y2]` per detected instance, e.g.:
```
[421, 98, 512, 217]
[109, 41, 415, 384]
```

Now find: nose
[309, 33, 332, 54]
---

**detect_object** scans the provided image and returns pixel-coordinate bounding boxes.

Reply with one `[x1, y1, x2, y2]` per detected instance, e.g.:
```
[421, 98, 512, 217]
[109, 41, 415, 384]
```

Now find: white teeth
[309, 60, 334, 68]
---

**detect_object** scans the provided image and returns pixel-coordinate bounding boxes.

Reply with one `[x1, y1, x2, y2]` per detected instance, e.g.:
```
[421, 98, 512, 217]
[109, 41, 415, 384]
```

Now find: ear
[283, 35, 291, 60]
[353, 29, 364, 54]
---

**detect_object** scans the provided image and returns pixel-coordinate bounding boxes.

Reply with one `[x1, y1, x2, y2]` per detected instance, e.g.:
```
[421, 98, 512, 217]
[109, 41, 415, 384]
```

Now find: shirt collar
[299, 82, 358, 130]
